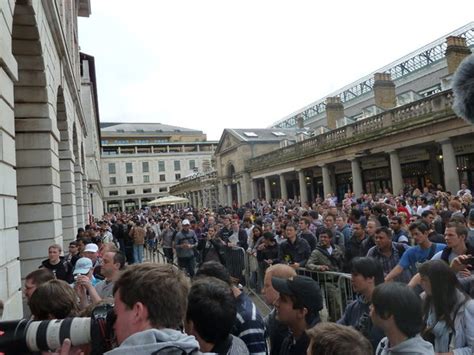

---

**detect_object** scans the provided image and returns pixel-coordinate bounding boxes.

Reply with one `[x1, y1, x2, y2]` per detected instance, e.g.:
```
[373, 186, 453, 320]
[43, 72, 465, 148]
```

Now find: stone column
[350, 159, 363, 197]
[439, 139, 460, 194]
[83, 179, 89, 225]
[241, 172, 252, 203]
[138, 198, 142, 210]
[59, 150, 77, 244]
[298, 170, 308, 204]
[236, 182, 242, 206]
[321, 165, 332, 197]
[75, 167, 85, 228]
[121, 200, 125, 212]
[218, 181, 225, 206]
[264, 177, 272, 201]
[389, 151, 404, 196]
[280, 174, 288, 200]
[251, 179, 258, 200]
[227, 184, 232, 206]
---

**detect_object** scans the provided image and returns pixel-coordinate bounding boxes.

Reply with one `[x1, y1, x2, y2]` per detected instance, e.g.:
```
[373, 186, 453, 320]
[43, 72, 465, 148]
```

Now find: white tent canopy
[148, 195, 189, 206]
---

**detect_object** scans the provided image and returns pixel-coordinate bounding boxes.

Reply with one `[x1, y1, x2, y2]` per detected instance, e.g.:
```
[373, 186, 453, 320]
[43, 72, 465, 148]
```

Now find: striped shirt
[232, 291, 267, 355]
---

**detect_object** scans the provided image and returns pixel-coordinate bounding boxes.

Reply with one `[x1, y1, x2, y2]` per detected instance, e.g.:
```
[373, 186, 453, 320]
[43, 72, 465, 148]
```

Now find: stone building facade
[0, 0, 101, 319]
[100, 123, 217, 212]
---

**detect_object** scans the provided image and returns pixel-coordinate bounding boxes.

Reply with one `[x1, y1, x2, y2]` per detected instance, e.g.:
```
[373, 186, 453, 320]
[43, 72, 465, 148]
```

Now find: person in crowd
[306, 322, 373, 355]
[421, 210, 445, 243]
[271, 275, 323, 355]
[277, 223, 311, 269]
[467, 209, 474, 243]
[23, 268, 55, 302]
[185, 277, 249, 354]
[64, 240, 81, 266]
[384, 221, 445, 282]
[320, 213, 345, 250]
[419, 260, 474, 354]
[361, 219, 379, 256]
[28, 279, 79, 320]
[174, 219, 198, 277]
[217, 215, 233, 242]
[367, 226, 411, 283]
[82, 242, 103, 279]
[228, 219, 249, 249]
[104, 263, 199, 354]
[416, 196, 432, 216]
[159, 220, 176, 264]
[298, 217, 317, 251]
[344, 221, 367, 271]
[338, 257, 385, 351]
[73, 257, 99, 308]
[335, 214, 352, 247]
[129, 221, 146, 263]
[389, 216, 410, 244]
[262, 264, 296, 355]
[196, 261, 267, 355]
[198, 225, 226, 265]
[306, 227, 344, 272]
[39, 243, 73, 283]
[371, 282, 435, 354]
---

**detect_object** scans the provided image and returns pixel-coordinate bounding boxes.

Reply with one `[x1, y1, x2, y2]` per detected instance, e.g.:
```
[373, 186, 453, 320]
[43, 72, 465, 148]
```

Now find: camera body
[0, 304, 116, 355]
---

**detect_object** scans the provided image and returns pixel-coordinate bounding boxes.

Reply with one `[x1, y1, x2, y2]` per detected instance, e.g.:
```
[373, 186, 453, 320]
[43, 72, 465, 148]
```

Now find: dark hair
[446, 222, 468, 239]
[408, 220, 429, 233]
[418, 260, 469, 331]
[186, 277, 236, 344]
[372, 282, 423, 338]
[113, 264, 190, 329]
[29, 280, 79, 320]
[350, 257, 384, 285]
[317, 227, 333, 239]
[285, 222, 298, 231]
[196, 261, 232, 286]
[390, 216, 402, 224]
[306, 322, 373, 355]
[69, 241, 78, 247]
[300, 217, 310, 226]
[375, 226, 392, 239]
[25, 268, 55, 285]
[113, 251, 126, 270]
[421, 210, 434, 218]
[252, 225, 263, 243]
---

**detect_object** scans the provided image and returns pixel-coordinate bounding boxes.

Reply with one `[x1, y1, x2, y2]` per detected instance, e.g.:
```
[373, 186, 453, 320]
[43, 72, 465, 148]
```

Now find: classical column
[321, 165, 332, 197]
[389, 150, 404, 195]
[280, 174, 288, 200]
[241, 172, 252, 203]
[236, 182, 242, 206]
[227, 184, 232, 206]
[251, 179, 258, 200]
[121, 200, 125, 212]
[218, 181, 225, 205]
[298, 170, 308, 203]
[350, 159, 363, 197]
[439, 139, 460, 194]
[264, 177, 272, 201]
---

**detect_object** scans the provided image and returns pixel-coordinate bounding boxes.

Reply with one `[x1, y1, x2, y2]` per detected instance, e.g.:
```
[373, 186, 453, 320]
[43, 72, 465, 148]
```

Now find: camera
[0, 304, 115, 355]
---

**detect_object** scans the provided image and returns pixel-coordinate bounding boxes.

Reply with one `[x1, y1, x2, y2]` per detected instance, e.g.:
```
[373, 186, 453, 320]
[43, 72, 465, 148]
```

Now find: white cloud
[79, 1, 474, 140]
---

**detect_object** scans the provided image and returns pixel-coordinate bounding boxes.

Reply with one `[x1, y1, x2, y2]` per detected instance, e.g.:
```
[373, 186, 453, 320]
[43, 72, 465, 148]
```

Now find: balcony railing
[247, 90, 455, 171]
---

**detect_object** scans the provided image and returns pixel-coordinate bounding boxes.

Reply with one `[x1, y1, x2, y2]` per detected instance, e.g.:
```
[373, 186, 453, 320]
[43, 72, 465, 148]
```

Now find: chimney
[325, 96, 344, 130]
[445, 36, 471, 75]
[373, 72, 396, 110]
[296, 114, 304, 129]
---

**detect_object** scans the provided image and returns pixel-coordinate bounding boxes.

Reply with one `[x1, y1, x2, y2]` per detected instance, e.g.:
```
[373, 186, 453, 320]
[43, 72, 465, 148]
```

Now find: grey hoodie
[375, 335, 434, 355]
[105, 328, 199, 355]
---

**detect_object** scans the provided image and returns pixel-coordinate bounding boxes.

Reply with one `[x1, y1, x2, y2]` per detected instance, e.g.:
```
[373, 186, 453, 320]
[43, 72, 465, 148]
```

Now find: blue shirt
[398, 243, 446, 271]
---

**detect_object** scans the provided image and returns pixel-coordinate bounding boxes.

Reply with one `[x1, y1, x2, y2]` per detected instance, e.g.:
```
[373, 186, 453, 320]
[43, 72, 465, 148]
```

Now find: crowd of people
[2, 181, 474, 354]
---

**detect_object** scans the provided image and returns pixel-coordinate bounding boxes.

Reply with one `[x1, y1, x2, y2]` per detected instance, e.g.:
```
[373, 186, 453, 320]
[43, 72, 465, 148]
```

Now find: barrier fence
[143, 244, 354, 320]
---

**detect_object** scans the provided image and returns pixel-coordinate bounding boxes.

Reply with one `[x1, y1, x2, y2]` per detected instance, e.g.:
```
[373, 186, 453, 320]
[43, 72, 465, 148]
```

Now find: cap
[83, 243, 99, 253]
[272, 276, 323, 313]
[182, 219, 190, 226]
[73, 257, 93, 275]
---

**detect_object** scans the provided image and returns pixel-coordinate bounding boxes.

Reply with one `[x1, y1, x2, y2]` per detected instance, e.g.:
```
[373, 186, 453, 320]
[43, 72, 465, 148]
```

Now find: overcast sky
[78, 1, 474, 141]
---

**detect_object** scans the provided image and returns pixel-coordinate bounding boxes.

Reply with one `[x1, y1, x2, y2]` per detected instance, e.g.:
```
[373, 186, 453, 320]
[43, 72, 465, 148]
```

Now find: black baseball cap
[272, 276, 323, 313]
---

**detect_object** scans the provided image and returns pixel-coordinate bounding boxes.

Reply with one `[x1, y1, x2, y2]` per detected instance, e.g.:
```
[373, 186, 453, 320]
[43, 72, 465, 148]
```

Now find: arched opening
[13, 1, 63, 279]
[226, 163, 238, 207]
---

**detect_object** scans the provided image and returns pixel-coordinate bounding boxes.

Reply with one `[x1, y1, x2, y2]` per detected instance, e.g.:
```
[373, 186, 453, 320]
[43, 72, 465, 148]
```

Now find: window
[174, 160, 181, 171]
[109, 191, 118, 196]
[243, 132, 258, 137]
[143, 188, 152, 194]
[143, 175, 150, 183]
[158, 161, 165, 172]
[126, 189, 135, 195]
[127, 176, 133, 184]
[109, 177, 116, 185]
[159, 187, 168, 192]
[126, 163, 133, 174]
[159, 174, 166, 182]
[189, 160, 196, 170]
[175, 173, 181, 181]
[108, 163, 116, 174]
[142, 161, 149, 173]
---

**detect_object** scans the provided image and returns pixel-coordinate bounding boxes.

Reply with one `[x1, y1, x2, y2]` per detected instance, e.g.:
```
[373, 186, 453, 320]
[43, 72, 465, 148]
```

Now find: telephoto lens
[0, 318, 91, 354]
